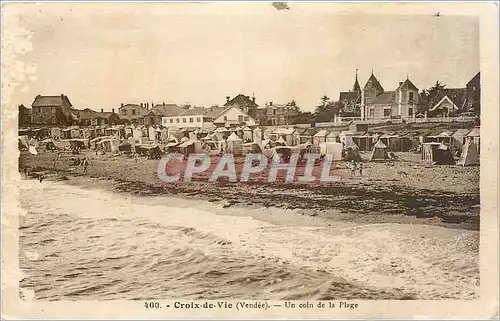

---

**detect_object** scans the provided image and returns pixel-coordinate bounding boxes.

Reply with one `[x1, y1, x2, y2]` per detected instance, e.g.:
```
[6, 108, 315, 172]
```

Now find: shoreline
[21, 149, 480, 230]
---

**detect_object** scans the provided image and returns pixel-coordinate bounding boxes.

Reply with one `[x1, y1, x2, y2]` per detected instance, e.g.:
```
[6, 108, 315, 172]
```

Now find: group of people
[348, 160, 363, 177]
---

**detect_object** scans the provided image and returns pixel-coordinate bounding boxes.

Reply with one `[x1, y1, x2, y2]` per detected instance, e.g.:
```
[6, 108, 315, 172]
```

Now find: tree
[290, 111, 314, 125]
[419, 81, 446, 113]
[314, 96, 340, 122]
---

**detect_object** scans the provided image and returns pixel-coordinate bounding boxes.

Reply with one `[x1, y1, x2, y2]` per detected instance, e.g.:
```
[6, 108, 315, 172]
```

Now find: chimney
[141, 103, 143, 108]
[121, 103, 124, 107]
[101, 108, 104, 113]
[61, 94, 64, 98]
[399, 82, 403, 87]
[252, 96, 256, 103]
[226, 96, 230, 103]
[269, 101, 273, 106]
[112, 108, 115, 113]
[163, 102, 165, 107]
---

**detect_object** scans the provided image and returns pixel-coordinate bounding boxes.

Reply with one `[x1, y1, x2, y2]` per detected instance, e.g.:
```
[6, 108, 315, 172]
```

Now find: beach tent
[313, 130, 328, 146]
[177, 140, 203, 157]
[457, 140, 479, 166]
[68, 138, 89, 150]
[242, 142, 262, 154]
[118, 141, 132, 152]
[352, 132, 374, 152]
[339, 131, 355, 146]
[369, 140, 390, 161]
[422, 142, 455, 165]
[326, 131, 340, 143]
[272, 146, 300, 163]
[242, 126, 253, 142]
[435, 143, 456, 165]
[343, 140, 361, 162]
[466, 127, 480, 155]
[202, 140, 220, 156]
[40, 138, 57, 151]
[275, 136, 287, 146]
[164, 141, 182, 153]
[226, 132, 243, 155]
[98, 139, 120, 153]
[319, 142, 343, 161]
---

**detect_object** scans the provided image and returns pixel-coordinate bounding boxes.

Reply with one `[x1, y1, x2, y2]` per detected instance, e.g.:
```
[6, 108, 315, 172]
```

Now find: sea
[18, 179, 479, 300]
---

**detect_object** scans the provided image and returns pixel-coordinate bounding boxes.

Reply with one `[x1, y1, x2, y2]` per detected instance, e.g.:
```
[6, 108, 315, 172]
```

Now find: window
[197, 117, 201, 122]
[369, 108, 375, 117]
[408, 92, 414, 103]
[122, 110, 127, 115]
[273, 109, 277, 115]
[244, 116, 249, 121]
[183, 118, 186, 123]
[170, 119, 173, 123]
[238, 115, 244, 122]
[383, 108, 391, 117]
[189, 117, 193, 123]
[408, 108, 413, 117]
[176, 118, 180, 123]
[223, 116, 228, 121]
[132, 109, 136, 115]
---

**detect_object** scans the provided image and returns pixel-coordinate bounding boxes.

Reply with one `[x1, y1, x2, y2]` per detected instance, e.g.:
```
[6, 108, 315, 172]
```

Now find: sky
[5, 2, 479, 112]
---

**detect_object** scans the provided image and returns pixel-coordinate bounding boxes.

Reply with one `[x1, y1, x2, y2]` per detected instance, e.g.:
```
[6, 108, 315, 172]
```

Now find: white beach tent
[319, 142, 343, 161]
[226, 132, 243, 155]
[457, 140, 479, 166]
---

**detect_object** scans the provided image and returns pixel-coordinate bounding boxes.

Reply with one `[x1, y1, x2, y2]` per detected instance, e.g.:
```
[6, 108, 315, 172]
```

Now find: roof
[148, 104, 182, 117]
[466, 127, 480, 137]
[94, 111, 116, 119]
[370, 91, 396, 105]
[363, 73, 385, 92]
[314, 129, 328, 137]
[430, 88, 467, 111]
[373, 140, 387, 148]
[224, 94, 259, 108]
[32, 95, 72, 107]
[467, 72, 480, 86]
[396, 78, 419, 91]
[353, 75, 361, 92]
[273, 127, 296, 135]
[339, 91, 361, 103]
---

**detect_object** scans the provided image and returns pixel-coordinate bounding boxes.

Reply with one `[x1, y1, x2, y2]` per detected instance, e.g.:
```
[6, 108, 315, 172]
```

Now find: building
[18, 104, 31, 127]
[264, 101, 299, 126]
[224, 94, 259, 114]
[31, 94, 75, 125]
[466, 72, 480, 113]
[428, 88, 468, 117]
[362, 73, 419, 120]
[74, 108, 97, 126]
[213, 105, 256, 127]
[162, 107, 219, 129]
[144, 103, 182, 126]
[162, 105, 256, 129]
[118, 102, 150, 124]
[338, 72, 362, 116]
[92, 109, 121, 126]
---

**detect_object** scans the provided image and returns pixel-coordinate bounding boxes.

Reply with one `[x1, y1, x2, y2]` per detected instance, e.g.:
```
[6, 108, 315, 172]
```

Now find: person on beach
[350, 160, 356, 177]
[39, 174, 44, 183]
[359, 162, 363, 176]
[82, 157, 89, 174]
[52, 158, 57, 171]
[24, 167, 29, 179]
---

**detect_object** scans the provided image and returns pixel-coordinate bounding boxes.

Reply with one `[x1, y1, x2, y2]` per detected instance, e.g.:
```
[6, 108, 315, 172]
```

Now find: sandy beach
[19, 149, 479, 230]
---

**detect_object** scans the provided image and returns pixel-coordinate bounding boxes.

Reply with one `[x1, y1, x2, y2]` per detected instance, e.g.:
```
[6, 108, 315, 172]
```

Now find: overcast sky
[7, 2, 479, 112]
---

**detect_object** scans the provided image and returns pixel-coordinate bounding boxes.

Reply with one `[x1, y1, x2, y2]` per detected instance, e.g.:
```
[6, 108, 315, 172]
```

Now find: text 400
[144, 302, 161, 309]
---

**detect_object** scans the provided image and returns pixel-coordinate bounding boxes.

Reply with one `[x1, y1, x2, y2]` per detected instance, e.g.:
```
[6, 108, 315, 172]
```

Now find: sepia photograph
[1, 1, 498, 319]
